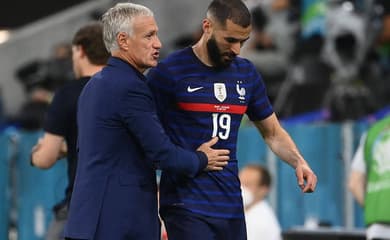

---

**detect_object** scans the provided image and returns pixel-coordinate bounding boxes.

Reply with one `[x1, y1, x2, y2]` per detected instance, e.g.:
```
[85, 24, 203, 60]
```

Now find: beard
[206, 36, 236, 69]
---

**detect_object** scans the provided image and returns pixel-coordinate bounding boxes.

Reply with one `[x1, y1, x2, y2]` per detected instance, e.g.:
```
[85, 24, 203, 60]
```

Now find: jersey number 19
[212, 113, 231, 140]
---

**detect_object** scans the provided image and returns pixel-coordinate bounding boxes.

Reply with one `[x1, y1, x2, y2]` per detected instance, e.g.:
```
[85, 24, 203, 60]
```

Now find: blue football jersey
[147, 47, 273, 218]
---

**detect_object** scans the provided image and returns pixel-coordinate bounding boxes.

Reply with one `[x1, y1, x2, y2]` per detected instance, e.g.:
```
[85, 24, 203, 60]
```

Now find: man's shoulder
[92, 66, 145, 89]
[57, 77, 89, 94]
[160, 47, 192, 65]
[50, 80, 84, 108]
[233, 56, 255, 68]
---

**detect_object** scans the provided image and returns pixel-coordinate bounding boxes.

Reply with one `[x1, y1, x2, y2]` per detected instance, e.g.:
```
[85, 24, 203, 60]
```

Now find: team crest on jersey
[236, 82, 246, 101]
[214, 83, 227, 102]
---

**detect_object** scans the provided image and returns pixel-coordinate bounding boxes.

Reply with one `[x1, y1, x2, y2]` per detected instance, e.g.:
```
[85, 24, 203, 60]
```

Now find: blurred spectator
[274, 34, 332, 118]
[15, 42, 73, 93]
[9, 87, 51, 130]
[261, 0, 300, 57]
[323, 83, 378, 122]
[31, 22, 109, 240]
[323, 3, 366, 82]
[240, 164, 282, 240]
[360, 0, 390, 108]
[348, 115, 390, 240]
[241, 5, 288, 104]
[321, 2, 379, 121]
[9, 42, 74, 130]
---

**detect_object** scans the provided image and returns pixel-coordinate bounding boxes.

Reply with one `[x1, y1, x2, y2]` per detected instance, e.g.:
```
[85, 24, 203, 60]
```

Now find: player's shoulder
[61, 77, 89, 92]
[150, 47, 194, 77]
[160, 47, 193, 66]
[230, 57, 259, 79]
[233, 56, 256, 69]
[52, 79, 83, 100]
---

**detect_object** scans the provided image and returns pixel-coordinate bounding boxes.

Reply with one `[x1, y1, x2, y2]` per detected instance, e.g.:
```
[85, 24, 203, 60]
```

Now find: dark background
[0, 0, 88, 28]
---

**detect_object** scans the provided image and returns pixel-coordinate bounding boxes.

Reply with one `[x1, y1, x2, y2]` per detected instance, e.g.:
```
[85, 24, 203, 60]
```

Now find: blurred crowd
[0, 1, 388, 240]
[241, 0, 390, 121]
[1, 43, 74, 131]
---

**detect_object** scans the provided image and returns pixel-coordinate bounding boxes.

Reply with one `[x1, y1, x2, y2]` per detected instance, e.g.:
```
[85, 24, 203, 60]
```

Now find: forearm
[121, 98, 205, 177]
[254, 114, 317, 192]
[348, 171, 365, 206]
[31, 133, 64, 169]
[350, 187, 365, 206]
[254, 115, 307, 168]
[265, 127, 307, 169]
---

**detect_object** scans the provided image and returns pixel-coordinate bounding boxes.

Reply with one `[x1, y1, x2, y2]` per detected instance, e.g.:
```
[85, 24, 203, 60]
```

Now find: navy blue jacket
[64, 57, 207, 239]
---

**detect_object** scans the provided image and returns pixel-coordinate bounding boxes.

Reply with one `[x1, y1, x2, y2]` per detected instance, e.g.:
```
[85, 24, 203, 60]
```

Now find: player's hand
[31, 138, 43, 154]
[295, 163, 317, 193]
[59, 140, 68, 159]
[197, 137, 229, 171]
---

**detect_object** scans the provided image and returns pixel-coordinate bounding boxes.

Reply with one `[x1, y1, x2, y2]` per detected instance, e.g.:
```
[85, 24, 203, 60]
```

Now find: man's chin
[147, 61, 158, 68]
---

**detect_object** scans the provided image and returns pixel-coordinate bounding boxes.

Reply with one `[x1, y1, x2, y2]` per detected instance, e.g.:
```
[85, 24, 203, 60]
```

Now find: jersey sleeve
[245, 61, 274, 121]
[351, 133, 367, 173]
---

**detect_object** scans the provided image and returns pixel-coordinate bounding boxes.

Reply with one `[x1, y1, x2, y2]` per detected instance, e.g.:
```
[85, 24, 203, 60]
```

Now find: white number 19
[212, 113, 231, 140]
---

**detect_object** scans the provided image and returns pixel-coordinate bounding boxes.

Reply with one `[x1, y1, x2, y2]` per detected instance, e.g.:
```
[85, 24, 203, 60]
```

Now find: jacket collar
[107, 56, 146, 80]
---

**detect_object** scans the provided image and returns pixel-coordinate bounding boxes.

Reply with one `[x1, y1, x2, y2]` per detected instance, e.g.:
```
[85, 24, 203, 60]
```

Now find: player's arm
[347, 134, 366, 206]
[120, 84, 229, 177]
[253, 113, 317, 192]
[31, 132, 67, 169]
[348, 170, 365, 206]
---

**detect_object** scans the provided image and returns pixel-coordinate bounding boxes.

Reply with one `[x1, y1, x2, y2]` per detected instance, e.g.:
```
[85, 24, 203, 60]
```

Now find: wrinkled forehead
[132, 15, 158, 32]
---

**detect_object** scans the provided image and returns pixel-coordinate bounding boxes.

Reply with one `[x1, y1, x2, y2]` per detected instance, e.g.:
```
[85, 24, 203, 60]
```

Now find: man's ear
[203, 18, 212, 34]
[117, 32, 129, 50]
[77, 45, 86, 58]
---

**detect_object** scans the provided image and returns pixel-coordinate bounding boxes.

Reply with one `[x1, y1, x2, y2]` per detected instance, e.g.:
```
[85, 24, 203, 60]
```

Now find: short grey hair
[101, 2, 154, 52]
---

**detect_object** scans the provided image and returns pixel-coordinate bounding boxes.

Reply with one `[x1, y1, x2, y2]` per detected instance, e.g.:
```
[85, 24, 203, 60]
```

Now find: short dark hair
[72, 22, 110, 65]
[207, 0, 251, 28]
[245, 164, 271, 187]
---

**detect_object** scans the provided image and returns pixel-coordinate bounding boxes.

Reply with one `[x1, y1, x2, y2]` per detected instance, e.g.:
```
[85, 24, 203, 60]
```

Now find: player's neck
[79, 64, 104, 79]
[192, 39, 213, 67]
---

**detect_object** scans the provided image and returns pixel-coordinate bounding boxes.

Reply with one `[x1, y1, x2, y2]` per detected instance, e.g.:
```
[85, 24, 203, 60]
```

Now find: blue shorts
[160, 207, 246, 240]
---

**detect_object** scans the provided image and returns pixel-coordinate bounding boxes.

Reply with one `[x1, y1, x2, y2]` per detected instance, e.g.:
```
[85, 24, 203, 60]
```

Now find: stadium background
[1, 0, 389, 239]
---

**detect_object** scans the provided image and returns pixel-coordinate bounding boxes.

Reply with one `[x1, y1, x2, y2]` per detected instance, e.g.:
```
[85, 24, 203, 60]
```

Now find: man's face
[126, 15, 161, 72]
[72, 45, 82, 79]
[240, 167, 270, 205]
[239, 167, 261, 195]
[206, 19, 251, 68]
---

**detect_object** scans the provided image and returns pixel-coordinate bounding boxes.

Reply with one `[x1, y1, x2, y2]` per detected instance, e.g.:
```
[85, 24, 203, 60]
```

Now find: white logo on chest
[214, 83, 227, 102]
[187, 86, 204, 92]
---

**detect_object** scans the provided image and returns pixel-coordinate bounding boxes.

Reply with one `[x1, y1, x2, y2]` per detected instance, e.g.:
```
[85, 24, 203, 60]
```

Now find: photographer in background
[16, 43, 73, 93]
[10, 43, 74, 130]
